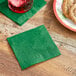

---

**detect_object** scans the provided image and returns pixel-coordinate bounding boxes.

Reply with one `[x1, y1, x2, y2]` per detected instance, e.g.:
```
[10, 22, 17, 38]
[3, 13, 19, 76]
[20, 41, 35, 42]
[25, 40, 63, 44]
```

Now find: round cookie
[62, 0, 74, 18]
[69, 4, 76, 24]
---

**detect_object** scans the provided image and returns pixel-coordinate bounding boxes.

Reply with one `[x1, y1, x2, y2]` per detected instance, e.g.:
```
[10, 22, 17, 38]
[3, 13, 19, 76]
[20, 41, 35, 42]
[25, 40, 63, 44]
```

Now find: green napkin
[0, 0, 5, 4]
[0, 0, 46, 26]
[7, 25, 61, 70]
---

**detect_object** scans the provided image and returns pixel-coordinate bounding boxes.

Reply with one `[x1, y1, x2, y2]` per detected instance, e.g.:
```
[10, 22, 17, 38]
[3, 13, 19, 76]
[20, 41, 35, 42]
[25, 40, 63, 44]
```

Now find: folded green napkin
[7, 25, 61, 70]
[0, 0, 5, 4]
[0, 0, 46, 26]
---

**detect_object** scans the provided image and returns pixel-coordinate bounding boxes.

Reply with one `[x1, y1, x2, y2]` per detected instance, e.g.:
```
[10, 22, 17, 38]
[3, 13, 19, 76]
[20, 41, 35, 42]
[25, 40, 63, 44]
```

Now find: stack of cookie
[62, 0, 76, 24]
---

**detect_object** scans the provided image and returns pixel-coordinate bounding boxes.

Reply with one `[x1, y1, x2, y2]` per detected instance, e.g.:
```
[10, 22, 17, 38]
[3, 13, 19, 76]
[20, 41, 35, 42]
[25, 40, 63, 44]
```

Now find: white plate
[53, 0, 76, 32]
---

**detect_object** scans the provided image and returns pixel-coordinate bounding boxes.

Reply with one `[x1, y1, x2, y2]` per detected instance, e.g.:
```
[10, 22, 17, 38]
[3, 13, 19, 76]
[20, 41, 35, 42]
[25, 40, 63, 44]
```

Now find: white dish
[53, 0, 76, 32]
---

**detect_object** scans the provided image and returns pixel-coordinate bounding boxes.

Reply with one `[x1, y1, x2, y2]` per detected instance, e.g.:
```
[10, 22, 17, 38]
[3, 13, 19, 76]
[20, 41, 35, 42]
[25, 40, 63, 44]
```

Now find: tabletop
[0, 0, 76, 76]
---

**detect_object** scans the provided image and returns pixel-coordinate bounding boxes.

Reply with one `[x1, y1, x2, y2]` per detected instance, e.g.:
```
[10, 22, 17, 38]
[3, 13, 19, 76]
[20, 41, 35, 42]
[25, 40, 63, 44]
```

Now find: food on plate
[62, 0, 73, 18]
[62, 0, 76, 24]
[69, 4, 76, 24]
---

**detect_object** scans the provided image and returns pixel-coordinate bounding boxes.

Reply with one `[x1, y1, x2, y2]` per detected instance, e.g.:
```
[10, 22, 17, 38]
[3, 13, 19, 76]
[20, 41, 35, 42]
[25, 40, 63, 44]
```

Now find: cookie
[73, 0, 76, 4]
[62, 0, 74, 18]
[69, 4, 76, 24]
